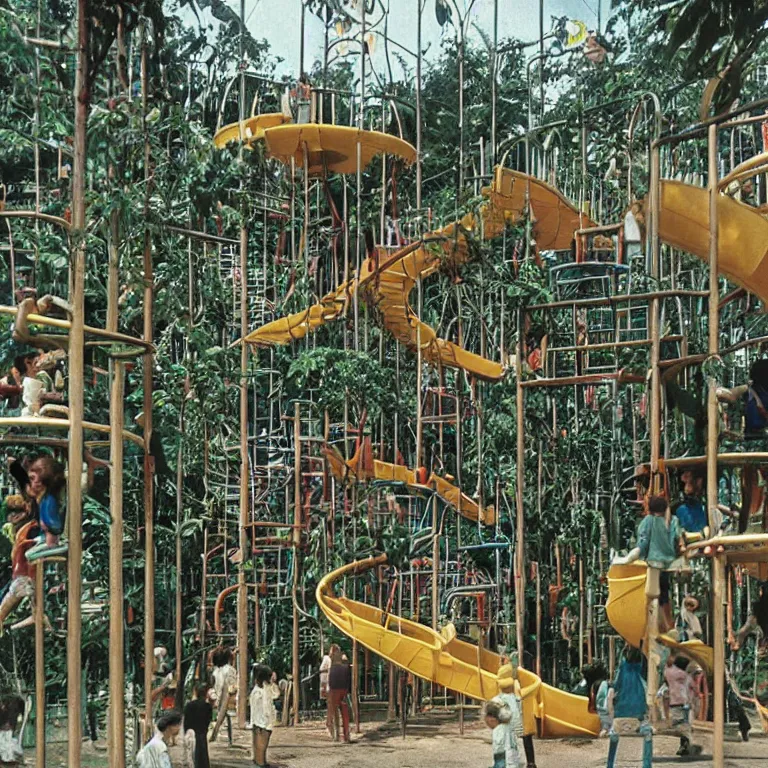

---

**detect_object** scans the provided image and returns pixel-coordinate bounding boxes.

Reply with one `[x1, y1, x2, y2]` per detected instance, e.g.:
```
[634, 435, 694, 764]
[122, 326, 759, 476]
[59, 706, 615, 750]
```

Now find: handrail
[0, 305, 154, 351]
[0, 210, 71, 232]
[0, 417, 144, 448]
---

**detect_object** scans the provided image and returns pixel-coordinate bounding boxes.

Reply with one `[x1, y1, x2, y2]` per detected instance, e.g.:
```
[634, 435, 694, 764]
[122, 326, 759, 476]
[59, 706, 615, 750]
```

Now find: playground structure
[3, 4, 768, 768]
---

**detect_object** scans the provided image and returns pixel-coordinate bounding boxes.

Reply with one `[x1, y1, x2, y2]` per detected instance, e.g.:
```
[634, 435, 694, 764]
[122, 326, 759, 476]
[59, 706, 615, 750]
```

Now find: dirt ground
[31, 709, 768, 766]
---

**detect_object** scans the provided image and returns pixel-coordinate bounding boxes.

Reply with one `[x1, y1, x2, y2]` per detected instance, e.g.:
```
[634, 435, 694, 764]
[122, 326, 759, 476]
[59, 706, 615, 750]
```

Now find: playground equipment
[317, 554, 600, 738]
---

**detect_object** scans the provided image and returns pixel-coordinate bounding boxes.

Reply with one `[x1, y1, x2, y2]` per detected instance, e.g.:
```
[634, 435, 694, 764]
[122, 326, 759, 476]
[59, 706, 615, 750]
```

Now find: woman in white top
[209, 646, 237, 744]
[249, 664, 281, 768]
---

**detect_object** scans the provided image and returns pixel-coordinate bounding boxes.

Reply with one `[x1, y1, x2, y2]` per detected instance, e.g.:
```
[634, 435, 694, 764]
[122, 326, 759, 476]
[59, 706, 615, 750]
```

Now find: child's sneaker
[26, 540, 68, 562]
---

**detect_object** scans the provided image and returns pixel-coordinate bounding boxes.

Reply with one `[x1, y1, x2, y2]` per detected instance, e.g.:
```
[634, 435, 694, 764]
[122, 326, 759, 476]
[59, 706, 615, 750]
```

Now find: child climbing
[484, 695, 522, 768]
[664, 656, 702, 757]
[613, 494, 684, 632]
[0, 495, 45, 633]
[23, 456, 67, 561]
[677, 594, 703, 641]
[605, 647, 652, 768]
[249, 663, 281, 768]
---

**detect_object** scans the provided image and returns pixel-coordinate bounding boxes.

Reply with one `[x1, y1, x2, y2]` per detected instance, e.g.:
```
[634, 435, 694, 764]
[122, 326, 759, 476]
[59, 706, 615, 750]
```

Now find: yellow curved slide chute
[658, 180, 768, 304]
[214, 114, 416, 175]
[317, 554, 600, 738]
[606, 562, 714, 674]
[242, 166, 591, 381]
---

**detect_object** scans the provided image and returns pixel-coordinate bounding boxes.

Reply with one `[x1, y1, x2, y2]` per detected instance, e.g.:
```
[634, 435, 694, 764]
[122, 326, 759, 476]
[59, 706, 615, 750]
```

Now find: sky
[191, 0, 609, 77]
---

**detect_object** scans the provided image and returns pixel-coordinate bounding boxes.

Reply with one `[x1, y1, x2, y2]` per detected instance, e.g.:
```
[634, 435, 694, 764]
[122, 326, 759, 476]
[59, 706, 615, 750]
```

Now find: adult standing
[183, 683, 212, 768]
[326, 647, 351, 743]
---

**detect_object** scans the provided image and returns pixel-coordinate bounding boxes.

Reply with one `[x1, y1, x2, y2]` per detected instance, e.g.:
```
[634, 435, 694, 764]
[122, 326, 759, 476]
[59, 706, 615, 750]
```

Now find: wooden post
[175, 404, 184, 701]
[645, 129, 662, 717]
[140, 27, 156, 739]
[352, 639, 360, 733]
[106, 162, 126, 766]
[432, 495, 439, 631]
[237, 222, 250, 728]
[578, 555, 585, 671]
[535, 563, 541, 678]
[707, 121, 725, 768]
[67, 2, 88, 762]
[34, 563, 45, 768]
[292, 402, 301, 725]
[515, 311, 525, 658]
[236, 0, 251, 728]
[108, 355, 126, 766]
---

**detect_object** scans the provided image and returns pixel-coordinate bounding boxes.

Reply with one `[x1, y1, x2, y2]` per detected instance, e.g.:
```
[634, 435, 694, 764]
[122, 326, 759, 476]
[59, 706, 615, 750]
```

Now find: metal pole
[292, 403, 301, 725]
[67, 1, 87, 760]
[707, 122, 725, 768]
[107, 181, 125, 766]
[236, 0, 250, 728]
[490, 0, 498, 165]
[515, 310, 525, 658]
[34, 564, 45, 768]
[140, 27, 156, 740]
[415, 0, 422, 210]
[432, 495, 439, 630]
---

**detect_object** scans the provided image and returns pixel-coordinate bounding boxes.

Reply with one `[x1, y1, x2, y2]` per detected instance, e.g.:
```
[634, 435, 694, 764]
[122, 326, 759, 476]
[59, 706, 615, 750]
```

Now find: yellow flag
[566, 19, 588, 48]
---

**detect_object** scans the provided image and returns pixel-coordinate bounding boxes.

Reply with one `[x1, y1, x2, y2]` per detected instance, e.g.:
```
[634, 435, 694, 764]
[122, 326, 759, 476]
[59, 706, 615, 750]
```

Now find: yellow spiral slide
[317, 554, 600, 738]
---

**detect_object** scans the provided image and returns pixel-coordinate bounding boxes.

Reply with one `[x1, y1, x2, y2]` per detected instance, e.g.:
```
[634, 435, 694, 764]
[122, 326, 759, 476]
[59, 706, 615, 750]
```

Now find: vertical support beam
[141, 29, 156, 739]
[431, 495, 439, 631]
[352, 639, 360, 733]
[67, 1, 88, 762]
[292, 402, 301, 725]
[415, 0, 422, 210]
[535, 563, 541, 678]
[107, 173, 125, 766]
[108, 364, 126, 767]
[645, 127, 662, 719]
[515, 311, 525, 658]
[490, 0, 498, 164]
[34, 563, 45, 768]
[237, 0, 250, 727]
[707, 122, 725, 768]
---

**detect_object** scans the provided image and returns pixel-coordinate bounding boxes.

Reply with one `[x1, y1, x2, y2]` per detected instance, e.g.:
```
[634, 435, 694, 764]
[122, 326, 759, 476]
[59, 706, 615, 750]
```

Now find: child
[484, 695, 522, 768]
[678, 595, 703, 641]
[136, 710, 183, 768]
[594, 671, 614, 737]
[249, 664, 281, 768]
[614, 494, 684, 632]
[210, 646, 237, 744]
[606, 647, 652, 768]
[24, 456, 67, 561]
[0, 695, 25, 766]
[664, 656, 702, 757]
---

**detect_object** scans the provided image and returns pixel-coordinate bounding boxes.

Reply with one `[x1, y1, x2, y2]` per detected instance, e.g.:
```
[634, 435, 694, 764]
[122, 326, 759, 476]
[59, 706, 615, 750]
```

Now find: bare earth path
[31, 710, 768, 766]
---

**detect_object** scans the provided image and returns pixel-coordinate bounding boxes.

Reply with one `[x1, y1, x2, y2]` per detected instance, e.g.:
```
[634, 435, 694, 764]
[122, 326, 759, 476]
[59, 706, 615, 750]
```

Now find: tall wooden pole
[415, 0, 422, 210]
[34, 564, 45, 768]
[292, 402, 301, 725]
[646, 130, 662, 719]
[107, 207, 126, 767]
[67, 1, 88, 762]
[431, 494, 439, 631]
[236, 0, 250, 729]
[707, 122, 725, 768]
[515, 310, 525, 658]
[141, 27, 156, 738]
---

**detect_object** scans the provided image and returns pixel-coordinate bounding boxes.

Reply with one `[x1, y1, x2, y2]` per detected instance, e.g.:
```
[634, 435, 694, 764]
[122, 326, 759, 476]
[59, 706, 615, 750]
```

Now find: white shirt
[135, 732, 171, 768]
[319, 654, 331, 693]
[249, 682, 281, 731]
[212, 664, 237, 709]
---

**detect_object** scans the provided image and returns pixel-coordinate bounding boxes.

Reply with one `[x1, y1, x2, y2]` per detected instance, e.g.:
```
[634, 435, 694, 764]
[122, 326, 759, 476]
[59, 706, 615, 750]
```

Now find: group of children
[483, 647, 704, 768]
[137, 647, 282, 768]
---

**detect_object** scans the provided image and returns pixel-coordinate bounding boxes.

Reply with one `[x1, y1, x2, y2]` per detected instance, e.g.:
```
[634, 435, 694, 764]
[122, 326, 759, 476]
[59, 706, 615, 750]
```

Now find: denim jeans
[606, 720, 653, 768]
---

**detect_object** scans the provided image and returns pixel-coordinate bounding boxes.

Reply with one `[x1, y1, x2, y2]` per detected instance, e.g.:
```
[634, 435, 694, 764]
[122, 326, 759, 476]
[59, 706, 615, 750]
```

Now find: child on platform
[24, 456, 67, 561]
